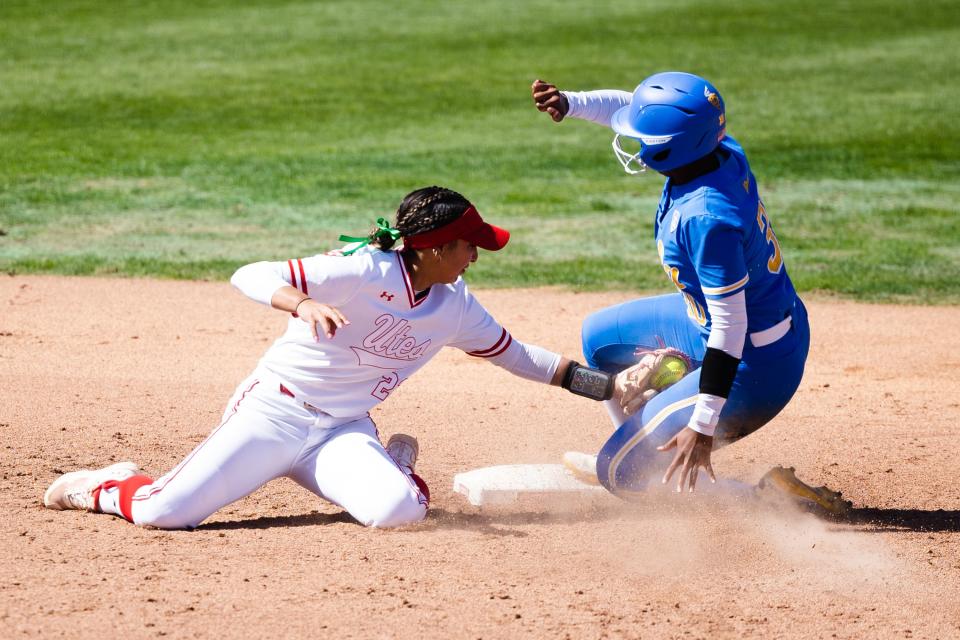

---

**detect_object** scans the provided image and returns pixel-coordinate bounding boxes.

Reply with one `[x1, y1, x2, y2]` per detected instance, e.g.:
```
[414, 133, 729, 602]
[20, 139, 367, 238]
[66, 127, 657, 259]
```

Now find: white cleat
[386, 434, 419, 473]
[43, 461, 141, 511]
[562, 451, 600, 486]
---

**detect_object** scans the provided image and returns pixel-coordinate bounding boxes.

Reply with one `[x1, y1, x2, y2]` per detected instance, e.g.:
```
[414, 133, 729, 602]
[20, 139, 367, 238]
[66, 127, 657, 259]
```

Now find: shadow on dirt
[195, 504, 628, 534]
[194, 503, 960, 534]
[198, 511, 359, 530]
[839, 508, 960, 533]
[417, 505, 631, 536]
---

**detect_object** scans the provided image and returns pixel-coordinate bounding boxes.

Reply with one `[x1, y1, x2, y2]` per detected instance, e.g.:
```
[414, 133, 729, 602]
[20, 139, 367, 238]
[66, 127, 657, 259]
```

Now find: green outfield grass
[1, 0, 958, 301]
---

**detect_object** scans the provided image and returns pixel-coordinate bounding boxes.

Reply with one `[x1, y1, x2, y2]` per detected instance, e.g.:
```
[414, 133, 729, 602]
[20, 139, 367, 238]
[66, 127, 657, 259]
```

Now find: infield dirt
[3, 275, 960, 639]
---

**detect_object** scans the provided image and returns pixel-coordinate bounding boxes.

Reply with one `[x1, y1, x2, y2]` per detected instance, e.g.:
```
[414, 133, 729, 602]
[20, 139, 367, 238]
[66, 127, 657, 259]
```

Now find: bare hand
[658, 427, 716, 493]
[297, 299, 349, 341]
[531, 79, 569, 122]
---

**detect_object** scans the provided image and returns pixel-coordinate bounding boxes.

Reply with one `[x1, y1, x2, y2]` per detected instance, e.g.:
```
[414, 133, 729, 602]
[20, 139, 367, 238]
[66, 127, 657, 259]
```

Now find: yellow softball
[651, 356, 688, 390]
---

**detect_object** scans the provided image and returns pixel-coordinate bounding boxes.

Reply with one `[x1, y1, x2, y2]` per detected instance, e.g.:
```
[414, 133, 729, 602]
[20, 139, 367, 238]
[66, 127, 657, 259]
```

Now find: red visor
[403, 206, 510, 251]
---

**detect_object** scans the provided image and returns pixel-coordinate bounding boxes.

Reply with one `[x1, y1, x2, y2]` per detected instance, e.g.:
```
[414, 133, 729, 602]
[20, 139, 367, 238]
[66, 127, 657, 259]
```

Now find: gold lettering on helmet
[704, 86, 721, 110]
[718, 113, 725, 126]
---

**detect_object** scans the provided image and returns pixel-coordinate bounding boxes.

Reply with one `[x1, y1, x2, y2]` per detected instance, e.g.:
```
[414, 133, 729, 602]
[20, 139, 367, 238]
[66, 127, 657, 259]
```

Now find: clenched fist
[531, 79, 569, 122]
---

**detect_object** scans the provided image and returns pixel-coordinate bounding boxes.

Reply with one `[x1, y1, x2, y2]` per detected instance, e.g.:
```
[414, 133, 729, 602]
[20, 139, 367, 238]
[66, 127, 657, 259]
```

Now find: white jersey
[231, 249, 555, 417]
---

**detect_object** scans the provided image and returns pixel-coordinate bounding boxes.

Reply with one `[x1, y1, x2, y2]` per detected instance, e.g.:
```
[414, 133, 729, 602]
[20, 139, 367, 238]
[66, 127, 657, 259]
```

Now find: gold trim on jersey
[701, 274, 749, 296]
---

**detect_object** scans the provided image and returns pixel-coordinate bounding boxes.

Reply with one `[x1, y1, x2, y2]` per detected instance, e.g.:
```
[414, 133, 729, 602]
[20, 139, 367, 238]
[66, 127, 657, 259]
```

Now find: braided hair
[373, 186, 472, 250]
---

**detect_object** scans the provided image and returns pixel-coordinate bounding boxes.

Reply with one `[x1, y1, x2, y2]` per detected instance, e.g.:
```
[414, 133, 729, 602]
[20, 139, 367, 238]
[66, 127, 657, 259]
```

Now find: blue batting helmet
[611, 72, 726, 174]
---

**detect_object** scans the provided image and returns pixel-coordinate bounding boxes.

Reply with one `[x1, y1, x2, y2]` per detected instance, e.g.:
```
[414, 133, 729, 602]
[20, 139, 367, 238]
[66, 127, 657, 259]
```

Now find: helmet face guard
[611, 134, 647, 174]
[610, 72, 726, 175]
[612, 133, 677, 174]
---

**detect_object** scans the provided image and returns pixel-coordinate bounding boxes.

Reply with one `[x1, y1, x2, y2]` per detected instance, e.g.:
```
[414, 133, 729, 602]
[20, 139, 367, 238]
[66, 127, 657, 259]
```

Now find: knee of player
[358, 484, 428, 529]
[595, 452, 618, 494]
[595, 437, 657, 494]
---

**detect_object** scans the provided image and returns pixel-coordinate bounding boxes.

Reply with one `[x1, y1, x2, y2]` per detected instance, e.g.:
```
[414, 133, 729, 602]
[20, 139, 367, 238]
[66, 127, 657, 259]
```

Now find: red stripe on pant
[133, 379, 260, 505]
[410, 473, 430, 506]
[95, 475, 154, 522]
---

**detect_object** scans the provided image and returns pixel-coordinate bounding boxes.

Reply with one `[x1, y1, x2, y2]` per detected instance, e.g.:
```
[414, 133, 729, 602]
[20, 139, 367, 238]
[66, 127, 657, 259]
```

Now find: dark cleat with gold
[757, 466, 852, 516]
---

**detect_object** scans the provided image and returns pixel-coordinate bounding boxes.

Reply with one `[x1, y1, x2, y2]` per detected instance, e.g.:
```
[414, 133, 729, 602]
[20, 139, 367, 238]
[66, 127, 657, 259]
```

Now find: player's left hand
[658, 427, 715, 492]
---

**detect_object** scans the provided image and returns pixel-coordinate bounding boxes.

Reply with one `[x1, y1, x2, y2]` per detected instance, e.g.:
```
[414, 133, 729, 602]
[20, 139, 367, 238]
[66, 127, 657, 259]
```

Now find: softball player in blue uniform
[533, 72, 810, 495]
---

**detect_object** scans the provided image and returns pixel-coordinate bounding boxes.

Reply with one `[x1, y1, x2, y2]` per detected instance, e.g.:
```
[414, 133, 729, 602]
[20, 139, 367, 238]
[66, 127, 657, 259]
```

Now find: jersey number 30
[756, 201, 783, 274]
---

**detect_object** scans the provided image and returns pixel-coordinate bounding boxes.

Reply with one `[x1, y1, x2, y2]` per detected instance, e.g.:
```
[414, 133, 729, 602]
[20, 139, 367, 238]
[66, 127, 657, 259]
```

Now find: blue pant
[582, 293, 809, 493]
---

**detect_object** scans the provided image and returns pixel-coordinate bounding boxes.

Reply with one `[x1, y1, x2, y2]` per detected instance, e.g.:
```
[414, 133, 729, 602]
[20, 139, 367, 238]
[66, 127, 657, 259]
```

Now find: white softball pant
[126, 371, 428, 529]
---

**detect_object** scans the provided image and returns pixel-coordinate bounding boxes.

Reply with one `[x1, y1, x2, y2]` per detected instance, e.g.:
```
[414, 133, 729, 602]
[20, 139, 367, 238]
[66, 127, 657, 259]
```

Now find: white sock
[97, 485, 123, 517]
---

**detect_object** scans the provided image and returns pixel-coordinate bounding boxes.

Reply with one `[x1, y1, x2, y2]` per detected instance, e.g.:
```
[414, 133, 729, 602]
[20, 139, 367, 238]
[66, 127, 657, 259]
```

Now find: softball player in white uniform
[44, 187, 622, 528]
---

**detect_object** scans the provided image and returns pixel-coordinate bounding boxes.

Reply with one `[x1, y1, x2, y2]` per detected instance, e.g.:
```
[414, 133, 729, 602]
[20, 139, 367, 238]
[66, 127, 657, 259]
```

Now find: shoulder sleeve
[230, 253, 374, 307]
[563, 90, 632, 126]
[683, 214, 748, 299]
[447, 289, 513, 358]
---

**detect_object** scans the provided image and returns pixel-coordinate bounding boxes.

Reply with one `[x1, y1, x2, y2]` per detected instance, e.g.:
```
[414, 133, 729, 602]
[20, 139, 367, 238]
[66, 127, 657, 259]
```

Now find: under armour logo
[380, 291, 395, 301]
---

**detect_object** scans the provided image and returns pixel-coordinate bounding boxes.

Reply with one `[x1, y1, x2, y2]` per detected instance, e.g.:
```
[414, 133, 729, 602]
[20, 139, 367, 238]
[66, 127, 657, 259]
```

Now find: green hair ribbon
[338, 217, 401, 255]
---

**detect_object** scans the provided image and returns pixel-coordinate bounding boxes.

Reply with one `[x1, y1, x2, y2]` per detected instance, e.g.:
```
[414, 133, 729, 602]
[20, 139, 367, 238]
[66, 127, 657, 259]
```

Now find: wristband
[699, 347, 740, 398]
[292, 297, 312, 318]
[561, 362, 614, 401]
[294, 297, 312, 314]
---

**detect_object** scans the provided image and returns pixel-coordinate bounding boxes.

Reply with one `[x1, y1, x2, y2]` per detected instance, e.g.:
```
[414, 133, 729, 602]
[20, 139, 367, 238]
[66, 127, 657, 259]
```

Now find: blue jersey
[653, 137, 797, 338]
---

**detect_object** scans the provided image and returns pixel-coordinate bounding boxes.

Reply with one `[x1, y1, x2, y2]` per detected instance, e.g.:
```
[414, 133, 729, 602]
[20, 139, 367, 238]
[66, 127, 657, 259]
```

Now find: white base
[453, 463, 609, 507]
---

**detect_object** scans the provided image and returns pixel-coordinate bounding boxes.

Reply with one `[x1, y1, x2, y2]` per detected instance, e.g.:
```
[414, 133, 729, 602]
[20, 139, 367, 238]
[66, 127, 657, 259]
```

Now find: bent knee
[597, 439, 661, 495]
[595, 452, 617, 494]
[354, 485, 428, 528]
[369, 501, 427, 528]
[581, 305, 626, 369]
[581, 310, 609, 368]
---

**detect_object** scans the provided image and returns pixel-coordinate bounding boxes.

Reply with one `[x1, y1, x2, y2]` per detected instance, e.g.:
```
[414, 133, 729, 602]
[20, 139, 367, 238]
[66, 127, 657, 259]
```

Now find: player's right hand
[531, 79, 569, 122]
[296, 299, 350, 341]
